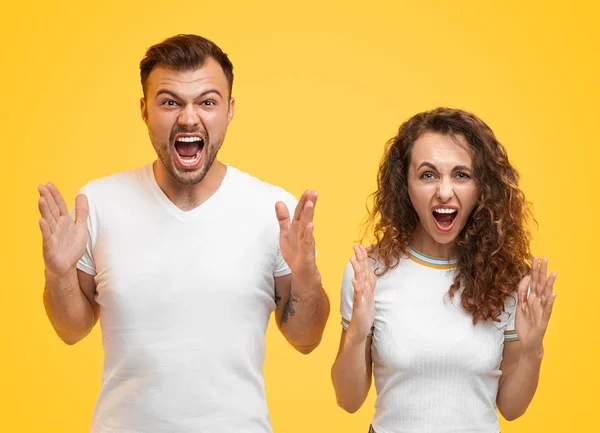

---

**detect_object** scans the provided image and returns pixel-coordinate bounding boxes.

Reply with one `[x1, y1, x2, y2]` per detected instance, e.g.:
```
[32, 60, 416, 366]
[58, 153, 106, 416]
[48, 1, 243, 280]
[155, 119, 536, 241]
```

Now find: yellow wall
[1, 1, 597, 431]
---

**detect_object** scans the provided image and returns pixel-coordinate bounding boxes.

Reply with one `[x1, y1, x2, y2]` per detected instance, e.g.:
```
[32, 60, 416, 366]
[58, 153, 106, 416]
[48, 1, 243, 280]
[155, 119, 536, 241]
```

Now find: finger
[542, 292, 557, 326]
[350, 273, 364, 297]
[275, 201, 291, 233]
[354, 246, 366, 285]
[350, 252, 363, 281]
[544, 271, 558, 299]
[527, 290, 539, 312]
[537, 258, 548, 297]
[74, 194, 89, 226]
[292, 191, 311, 222]
[38, 185, 60, 221]
[358, 245, 376, 289]
[530, 257, 539, 294]
[39, 218, 53, 246]
[38, 197, 57, 231]
[517, 274, 531, 311]
[298, 199, 315, 237]
[359, 245, 370, 280]
[46, 182, 69, 216]
[301, 222, 315, 248]
[363, 246, 377, 288]
[307, 190, 318, 214]
[300, 198, 315, 225]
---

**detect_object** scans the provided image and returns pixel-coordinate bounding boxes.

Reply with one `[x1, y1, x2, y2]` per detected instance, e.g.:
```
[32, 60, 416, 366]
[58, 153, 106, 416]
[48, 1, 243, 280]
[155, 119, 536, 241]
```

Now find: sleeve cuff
[76, 262, 97, 277]
[341, 317, 373, 336]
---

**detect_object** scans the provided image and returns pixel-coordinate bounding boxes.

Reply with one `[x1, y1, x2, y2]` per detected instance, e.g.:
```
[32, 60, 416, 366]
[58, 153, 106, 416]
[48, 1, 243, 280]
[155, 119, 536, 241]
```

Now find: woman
[331, 107, 557, 433]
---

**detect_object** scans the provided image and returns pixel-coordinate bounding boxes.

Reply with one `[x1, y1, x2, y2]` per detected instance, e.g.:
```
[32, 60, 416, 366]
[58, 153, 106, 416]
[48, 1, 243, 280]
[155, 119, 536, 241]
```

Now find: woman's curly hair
[365, 107, 532, 323]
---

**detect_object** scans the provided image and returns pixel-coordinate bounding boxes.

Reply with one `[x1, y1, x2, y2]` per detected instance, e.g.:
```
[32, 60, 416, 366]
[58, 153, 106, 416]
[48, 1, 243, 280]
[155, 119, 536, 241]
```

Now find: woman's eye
[456, 172, 471, 179]
[421, 172, 435, 180]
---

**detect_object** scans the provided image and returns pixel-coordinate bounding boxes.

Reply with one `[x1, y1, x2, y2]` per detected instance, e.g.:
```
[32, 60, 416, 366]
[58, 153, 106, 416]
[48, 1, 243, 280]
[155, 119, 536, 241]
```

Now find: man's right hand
[38, 183, 89, 277]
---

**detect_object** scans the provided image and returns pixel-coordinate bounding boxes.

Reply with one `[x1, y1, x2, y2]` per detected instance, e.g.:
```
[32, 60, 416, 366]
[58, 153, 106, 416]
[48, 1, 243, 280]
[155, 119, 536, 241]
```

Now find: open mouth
[174, 136, 204, 168]
[432, 208, 458, 232]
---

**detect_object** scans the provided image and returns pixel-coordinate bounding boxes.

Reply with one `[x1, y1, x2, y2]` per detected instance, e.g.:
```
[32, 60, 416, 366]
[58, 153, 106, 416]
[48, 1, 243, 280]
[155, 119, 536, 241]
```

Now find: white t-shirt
[340, 247, 518, 433]
[77, 164, 296, 433]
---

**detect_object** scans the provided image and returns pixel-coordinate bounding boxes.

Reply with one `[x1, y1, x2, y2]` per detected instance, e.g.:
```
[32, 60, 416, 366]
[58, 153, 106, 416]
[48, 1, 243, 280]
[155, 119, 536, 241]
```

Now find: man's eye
[163, 100, 178, 106]
[203, 100, 216, 106]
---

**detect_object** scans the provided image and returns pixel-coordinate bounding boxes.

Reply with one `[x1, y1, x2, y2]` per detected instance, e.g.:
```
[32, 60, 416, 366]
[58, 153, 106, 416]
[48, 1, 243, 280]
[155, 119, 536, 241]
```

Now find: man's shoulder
[227, 165, 297, 206]
[80, 165, 149, 196]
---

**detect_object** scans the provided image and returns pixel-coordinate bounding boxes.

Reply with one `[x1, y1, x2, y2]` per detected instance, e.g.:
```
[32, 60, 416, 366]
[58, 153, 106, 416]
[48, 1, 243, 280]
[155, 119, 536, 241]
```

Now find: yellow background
[1, 0, 597, 431]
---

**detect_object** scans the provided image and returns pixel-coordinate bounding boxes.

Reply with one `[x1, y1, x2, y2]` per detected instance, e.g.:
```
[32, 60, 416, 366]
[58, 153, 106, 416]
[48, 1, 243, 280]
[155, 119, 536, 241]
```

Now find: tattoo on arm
[281, 294, 297, 324]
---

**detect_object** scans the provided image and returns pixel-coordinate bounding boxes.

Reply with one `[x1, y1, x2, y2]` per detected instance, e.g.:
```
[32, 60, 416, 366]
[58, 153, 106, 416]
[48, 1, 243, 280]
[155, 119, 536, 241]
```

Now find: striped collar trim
[408, 247, 458, 270]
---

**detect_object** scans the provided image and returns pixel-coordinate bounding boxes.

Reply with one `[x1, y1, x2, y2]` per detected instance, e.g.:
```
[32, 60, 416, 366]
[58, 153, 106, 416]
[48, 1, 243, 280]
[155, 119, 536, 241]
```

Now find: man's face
[140, 58, 234, 185]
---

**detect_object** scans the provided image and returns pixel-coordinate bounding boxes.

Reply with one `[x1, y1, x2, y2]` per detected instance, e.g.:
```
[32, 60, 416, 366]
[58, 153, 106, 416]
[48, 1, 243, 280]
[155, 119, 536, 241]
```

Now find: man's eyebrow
[155, 89, 180, 99]
[154, 88, 223, 100]
[196, 89, 223, 99]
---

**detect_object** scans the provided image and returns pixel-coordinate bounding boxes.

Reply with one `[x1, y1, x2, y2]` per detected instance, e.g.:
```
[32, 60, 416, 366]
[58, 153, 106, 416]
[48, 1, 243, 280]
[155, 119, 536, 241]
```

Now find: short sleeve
[273, 193, 298, 277]
[503, 293, 519, 342]
[340, 260, 373, 336]
[73, 185, 97, 276]
[340, 261, 354, 330]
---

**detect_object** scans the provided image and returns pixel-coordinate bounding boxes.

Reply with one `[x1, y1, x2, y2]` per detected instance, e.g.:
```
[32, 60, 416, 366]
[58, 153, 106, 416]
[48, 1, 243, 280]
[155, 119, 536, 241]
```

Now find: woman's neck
[410, 224, 457, 259]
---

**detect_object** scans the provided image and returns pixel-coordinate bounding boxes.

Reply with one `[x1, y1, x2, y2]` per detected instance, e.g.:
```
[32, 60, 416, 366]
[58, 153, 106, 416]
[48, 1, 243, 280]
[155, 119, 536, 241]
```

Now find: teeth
[176, 136, 202, 142]
[433, 208, 457, 214]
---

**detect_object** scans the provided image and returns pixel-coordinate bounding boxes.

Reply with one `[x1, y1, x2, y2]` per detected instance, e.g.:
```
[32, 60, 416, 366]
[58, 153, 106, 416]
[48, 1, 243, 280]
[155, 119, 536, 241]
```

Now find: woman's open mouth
[432, 207, 458, 232]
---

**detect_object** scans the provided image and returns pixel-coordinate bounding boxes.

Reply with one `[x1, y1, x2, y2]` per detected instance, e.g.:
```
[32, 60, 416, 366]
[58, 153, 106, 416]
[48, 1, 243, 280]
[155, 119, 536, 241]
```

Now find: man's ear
[227, 97, 235, 123]
[140, 97, 148, 123]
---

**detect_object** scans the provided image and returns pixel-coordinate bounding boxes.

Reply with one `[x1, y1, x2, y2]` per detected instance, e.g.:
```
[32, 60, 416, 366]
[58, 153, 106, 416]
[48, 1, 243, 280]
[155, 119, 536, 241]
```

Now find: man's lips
[172, 134, 205, 169]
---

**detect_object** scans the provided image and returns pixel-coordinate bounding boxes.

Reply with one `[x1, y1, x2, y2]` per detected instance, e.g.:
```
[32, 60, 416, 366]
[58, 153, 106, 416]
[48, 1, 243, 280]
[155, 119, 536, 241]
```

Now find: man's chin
[171, 169, 208, 185]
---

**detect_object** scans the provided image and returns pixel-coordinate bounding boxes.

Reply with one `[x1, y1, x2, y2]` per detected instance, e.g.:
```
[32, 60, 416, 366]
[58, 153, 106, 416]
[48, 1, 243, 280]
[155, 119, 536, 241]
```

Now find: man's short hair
[140, 34, 234, 98]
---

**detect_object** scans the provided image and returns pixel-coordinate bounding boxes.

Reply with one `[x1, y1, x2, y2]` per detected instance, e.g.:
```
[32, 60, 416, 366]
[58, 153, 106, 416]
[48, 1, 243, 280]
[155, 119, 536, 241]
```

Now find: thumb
[74, 194, 89, 225]
[275, 201, 290, 232]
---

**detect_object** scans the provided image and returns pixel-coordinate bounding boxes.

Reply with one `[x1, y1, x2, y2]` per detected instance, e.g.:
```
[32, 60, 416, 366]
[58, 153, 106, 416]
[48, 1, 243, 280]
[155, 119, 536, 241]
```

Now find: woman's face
[407, 132, 479, 255]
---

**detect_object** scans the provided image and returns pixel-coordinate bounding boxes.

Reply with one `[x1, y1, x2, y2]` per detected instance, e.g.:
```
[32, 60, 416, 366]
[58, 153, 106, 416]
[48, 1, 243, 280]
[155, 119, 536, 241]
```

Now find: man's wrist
[45, 266, 78, 282]
[290, 273, 323, 302]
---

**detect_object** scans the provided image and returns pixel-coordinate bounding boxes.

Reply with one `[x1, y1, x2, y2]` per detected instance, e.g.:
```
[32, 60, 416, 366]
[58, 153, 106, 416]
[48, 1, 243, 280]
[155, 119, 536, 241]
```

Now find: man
[37, 34, 329, 433]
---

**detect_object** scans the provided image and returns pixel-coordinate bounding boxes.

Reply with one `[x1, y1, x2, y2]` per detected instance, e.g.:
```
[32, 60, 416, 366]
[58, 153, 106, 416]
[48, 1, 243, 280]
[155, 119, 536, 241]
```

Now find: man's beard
[150, 126, 223, 186]
[166, 144, 218, 185]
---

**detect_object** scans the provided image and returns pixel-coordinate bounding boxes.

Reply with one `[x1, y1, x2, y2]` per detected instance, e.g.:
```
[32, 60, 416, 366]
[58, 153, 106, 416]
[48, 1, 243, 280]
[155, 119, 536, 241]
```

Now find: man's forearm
[43, 268, 95, 345]
[280, 278, 330, 352]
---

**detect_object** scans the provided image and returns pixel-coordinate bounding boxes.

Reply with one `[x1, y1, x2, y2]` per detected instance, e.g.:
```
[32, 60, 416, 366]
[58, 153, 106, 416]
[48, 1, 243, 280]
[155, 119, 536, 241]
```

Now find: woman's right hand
[346, 245, 376, 344]
[38, 183, 89, 277]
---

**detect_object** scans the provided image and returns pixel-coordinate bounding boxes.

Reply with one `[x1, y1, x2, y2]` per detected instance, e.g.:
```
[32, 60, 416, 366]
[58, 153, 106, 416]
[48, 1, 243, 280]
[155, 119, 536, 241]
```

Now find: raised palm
[515, 256, 558, 354]
[275, 190, 319, 287]
[38, 183, 89, 276]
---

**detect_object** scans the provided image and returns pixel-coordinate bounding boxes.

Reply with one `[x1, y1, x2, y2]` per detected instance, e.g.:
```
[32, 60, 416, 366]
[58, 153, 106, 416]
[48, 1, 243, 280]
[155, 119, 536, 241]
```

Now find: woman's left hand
[515, 257, 558, 357]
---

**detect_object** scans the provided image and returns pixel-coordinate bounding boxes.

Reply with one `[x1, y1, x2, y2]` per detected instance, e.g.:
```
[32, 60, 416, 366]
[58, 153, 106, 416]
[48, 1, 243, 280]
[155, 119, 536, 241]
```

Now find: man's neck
[153, 160, 227, 211]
